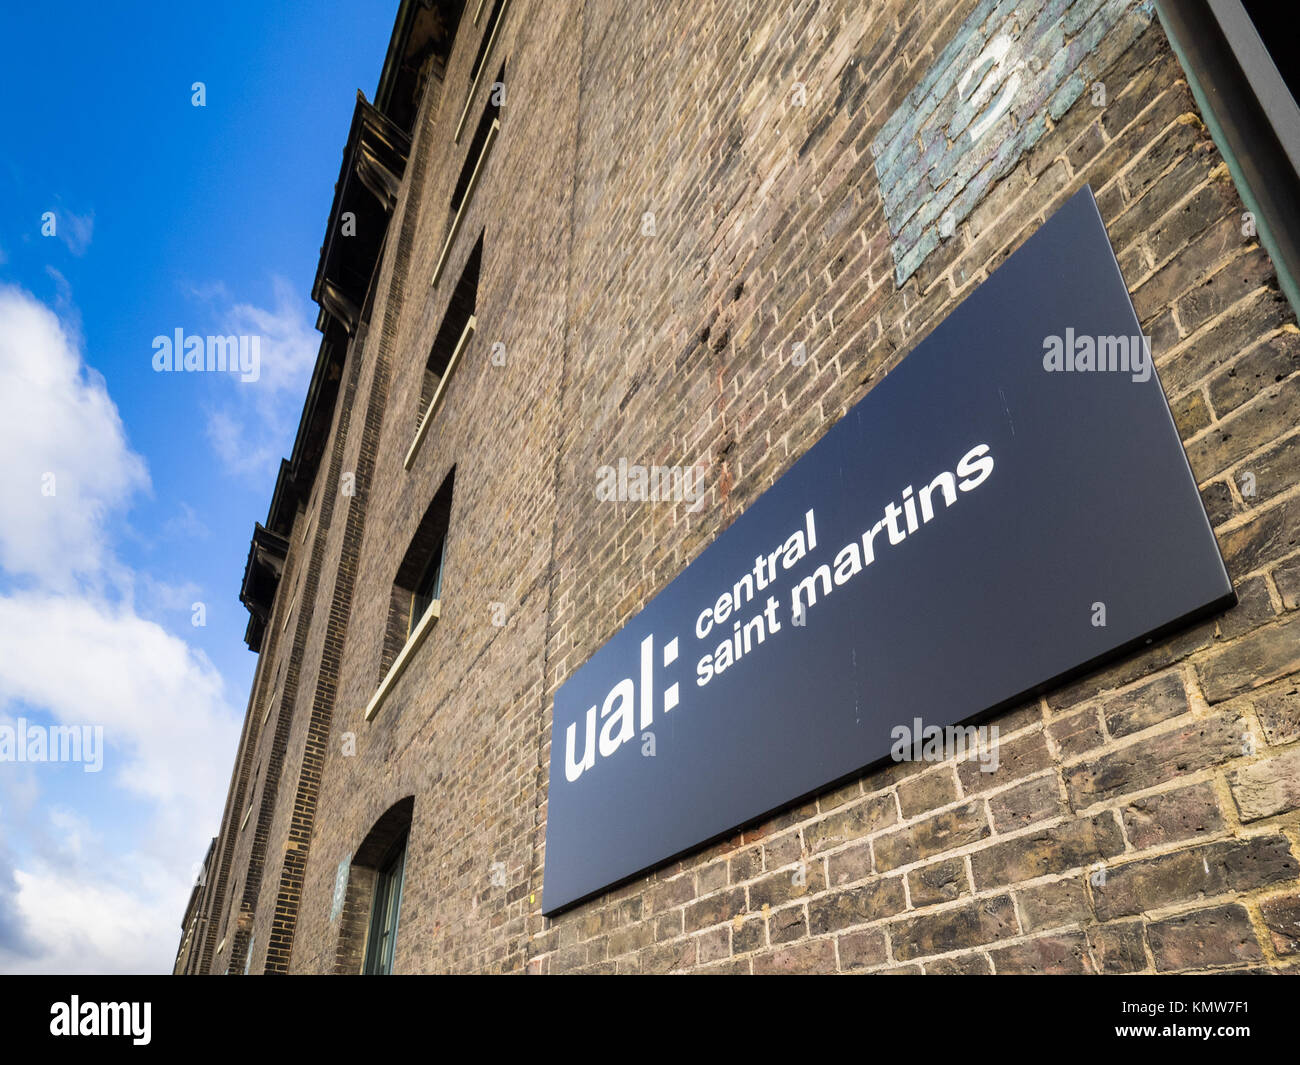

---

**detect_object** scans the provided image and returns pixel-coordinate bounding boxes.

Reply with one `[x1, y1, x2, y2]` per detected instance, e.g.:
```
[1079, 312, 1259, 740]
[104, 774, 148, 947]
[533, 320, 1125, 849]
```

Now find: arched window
[363, 835, 407, 975]
[333, 797, 414, 974]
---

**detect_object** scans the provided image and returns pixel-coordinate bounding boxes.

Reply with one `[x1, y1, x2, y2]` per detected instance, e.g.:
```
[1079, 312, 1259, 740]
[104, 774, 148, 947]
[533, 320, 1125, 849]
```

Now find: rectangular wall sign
[542, 186, 1235, 915]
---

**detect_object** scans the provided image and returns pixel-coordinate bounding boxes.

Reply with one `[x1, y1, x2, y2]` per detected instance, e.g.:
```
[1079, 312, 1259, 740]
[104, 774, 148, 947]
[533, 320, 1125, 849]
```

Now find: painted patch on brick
[871, 0, 1153, 286]
[329, 856, 349, 922]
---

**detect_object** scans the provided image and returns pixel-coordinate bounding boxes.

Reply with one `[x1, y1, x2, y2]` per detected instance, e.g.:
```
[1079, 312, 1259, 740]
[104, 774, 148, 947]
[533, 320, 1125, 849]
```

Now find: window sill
[365, 600, 440, 721]
[404, 316, 476, 469]
[432, 120, 499, 287]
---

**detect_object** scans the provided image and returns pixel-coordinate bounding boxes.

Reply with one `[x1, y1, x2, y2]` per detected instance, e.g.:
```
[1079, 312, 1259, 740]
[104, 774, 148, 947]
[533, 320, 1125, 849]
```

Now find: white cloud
[0, 285, 240, 974]
[0, 285, 148, 588]
[202, 276, 319, 477]
[0, 842, 33, 960]
[5, 857, 187, 975]
[56, 209, 95, 257]
[179, 279, 231, 305]
[131, 574, 206, 621]
[159, 502, 210, 543]
[224, 276, 319, 392]
[0, 593, 237, 812]
[204, 406, 278, 478]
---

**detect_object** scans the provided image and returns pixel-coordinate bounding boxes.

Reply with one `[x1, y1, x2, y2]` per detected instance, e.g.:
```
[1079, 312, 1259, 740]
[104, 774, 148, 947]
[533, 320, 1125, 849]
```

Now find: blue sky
[0, 1, 395, 973]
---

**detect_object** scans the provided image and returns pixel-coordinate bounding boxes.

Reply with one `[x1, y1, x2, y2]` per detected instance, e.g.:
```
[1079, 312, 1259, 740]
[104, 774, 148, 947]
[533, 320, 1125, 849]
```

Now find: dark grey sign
[542, 187, 1234, 915]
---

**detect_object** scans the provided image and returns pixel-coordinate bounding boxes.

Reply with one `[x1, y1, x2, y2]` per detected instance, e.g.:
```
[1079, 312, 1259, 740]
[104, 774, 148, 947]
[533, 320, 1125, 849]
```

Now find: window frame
[408, 535, 447, 637]
[431, 119, 498, 287]
[362, 834, 408, 976]
[1156, 0, 1300, 315]
[454, 0, 511, 143]
[403, 314, 476, 468]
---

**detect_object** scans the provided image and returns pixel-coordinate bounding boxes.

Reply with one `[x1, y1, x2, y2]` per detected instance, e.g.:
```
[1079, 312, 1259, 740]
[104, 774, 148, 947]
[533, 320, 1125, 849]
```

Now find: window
[1157, 0, 1300, 313]
[433, 67, 502, 285]
[468, 0, 505, 84]
[262, 659, 284, 725]
[450, 80, 501, 216]
[301, 483, 317, 542]
[366, 469, 455, 721]
[241, 762, 263, 832]
[281, 572, 300, 633]
[1239, 2, 1300, 115]
[406, 234, 482, 467]
[455, 0, 510, 142]
[362, 834, 407, 975]
[332, 797, 414, 974]
[409, 535, 446, 637]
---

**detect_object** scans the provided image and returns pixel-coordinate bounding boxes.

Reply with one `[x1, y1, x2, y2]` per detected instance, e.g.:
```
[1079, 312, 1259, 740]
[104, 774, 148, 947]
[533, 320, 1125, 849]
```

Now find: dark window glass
[409, 536, 446, 636]
[468, 0, 505, 85]
[450, 83, 501, 215]
[1242, 1, 1300, 107]
[363, 837, 407, 975]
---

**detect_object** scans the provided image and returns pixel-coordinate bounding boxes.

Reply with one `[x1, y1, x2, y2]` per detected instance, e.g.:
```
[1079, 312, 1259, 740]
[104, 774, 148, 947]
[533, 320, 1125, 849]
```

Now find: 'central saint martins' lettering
[563, 443, 995, 785]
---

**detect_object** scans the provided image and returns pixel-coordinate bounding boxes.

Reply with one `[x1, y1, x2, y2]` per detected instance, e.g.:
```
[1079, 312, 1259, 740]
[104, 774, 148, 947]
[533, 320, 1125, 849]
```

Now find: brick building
[177, 0, 1300, 974]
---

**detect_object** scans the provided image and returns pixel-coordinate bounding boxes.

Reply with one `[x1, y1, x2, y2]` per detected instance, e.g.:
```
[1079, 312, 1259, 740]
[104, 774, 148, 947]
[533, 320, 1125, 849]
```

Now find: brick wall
[192, 0, 1300, 975]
